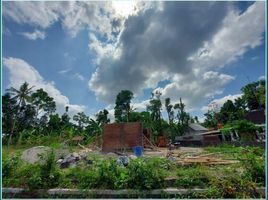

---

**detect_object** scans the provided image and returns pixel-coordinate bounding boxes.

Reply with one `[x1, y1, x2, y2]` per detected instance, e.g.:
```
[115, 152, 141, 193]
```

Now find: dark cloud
[89, 2, 229, 102]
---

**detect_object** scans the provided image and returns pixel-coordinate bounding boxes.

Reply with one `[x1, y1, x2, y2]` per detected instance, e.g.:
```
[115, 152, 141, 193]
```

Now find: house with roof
[175, 123, 209, 145]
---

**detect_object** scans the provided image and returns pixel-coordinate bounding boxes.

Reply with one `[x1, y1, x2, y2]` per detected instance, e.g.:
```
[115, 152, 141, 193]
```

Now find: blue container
[134, 146, 143, 157]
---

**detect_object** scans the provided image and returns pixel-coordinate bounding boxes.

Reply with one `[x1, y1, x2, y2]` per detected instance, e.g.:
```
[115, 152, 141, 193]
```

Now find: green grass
[2, 144, 265, 198]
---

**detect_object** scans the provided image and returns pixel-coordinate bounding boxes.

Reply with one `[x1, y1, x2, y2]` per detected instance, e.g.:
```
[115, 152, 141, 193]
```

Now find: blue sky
[2, 1, 266, 121]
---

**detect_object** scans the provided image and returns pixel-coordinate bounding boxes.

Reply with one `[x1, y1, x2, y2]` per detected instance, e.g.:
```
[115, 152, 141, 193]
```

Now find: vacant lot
[3, 143, 265, 198]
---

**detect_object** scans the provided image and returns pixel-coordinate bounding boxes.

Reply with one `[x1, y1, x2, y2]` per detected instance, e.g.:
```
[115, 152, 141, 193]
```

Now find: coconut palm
[6, 82, 34, 136]
[7, 82, 34, 107]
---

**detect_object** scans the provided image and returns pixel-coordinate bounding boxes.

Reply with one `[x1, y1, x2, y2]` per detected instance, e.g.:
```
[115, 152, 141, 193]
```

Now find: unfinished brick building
[102, 122, 152, 152]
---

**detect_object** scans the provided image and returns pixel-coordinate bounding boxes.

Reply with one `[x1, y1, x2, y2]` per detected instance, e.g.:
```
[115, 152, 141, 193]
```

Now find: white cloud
[88, 2, 264, 113]
[190, 2, 265, 71]
[3, 57, 85, 116]
[73, 73, 85, 81]
[3, 2, 265, 117]
[201, 94, 242, 113]
[58, 68, 71, 74]
[20, 29, 46, 40]
[258, 75, 265, 81]
[3, 1, 122, 39]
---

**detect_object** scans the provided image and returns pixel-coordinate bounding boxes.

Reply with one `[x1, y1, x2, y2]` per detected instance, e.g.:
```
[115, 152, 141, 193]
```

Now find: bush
[239, 148, 265, 185]
[176, 165, 210, 188]
[24, 150, 62, 190]
[79, 159, 121, 189]
[3, 153, 20, 178]
[122, 158, 165, 190]
[209, 175, 258, 198]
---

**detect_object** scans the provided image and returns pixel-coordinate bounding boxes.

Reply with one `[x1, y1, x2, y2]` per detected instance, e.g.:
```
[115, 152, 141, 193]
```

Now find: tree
[7, 82, 34, 108]
[6, 82, 34, 134]
[2, 93, 19, 134]
[73, 112, 89, 131]
[61, 106, 71, 128]
[165, 98, 174, 124]
[202, 110, 218, 129]
[31, 89, 56, 117]
[114, 90, 134, 122]
[218, 100, 237, 124]
[147, 91, 162, 135]
[47, 114, 62, 132]
[96, 109, 110, 126]
[241, 80, 264, 110]
[174, 98, 190, 135]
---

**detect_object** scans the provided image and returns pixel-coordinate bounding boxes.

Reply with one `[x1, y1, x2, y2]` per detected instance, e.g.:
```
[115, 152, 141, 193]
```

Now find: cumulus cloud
[3, 1, 119, 39]
[20, 29, 46, 40]
[3, 57, 85, 116]
[89, 2, 230, 102]
[258, 75, 265, 81]
[201, 94, 243, 113]
[189, 1, 265, 71]
[88, 2, 265, 112]
[3, 1, 265, 115]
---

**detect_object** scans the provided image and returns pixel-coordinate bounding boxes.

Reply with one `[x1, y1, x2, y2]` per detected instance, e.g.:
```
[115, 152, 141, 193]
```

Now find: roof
[188, 123, 208, 131]
[198, 130, 221, 135]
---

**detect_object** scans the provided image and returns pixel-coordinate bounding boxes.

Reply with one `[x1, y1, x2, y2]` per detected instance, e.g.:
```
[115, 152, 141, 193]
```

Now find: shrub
[239, 148, 265, 185]
[209, 175, 258, 198]
[122, 158, 165, 190]
[25, 150, 62, 190]
[175, 165, 210, 188]
[3, 153, 20, 178]
[79, 159, 121, 189]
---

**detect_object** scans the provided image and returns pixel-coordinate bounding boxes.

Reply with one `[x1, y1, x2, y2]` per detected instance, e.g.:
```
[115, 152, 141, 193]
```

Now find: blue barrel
[134, 146, 143, 157]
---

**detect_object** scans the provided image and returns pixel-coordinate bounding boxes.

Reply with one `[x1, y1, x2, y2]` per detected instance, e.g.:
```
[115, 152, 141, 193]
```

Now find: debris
[176, 156, 239, 165]
[117, 156, 129, 167]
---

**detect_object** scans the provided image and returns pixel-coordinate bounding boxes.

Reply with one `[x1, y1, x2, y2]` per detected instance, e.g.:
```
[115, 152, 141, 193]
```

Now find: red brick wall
[102, 122, 143, 152]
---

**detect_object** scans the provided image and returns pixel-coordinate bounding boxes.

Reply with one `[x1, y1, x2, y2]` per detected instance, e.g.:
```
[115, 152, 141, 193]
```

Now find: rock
[117, 156, 129, 167]
[167, 156, 176, 162]
[54, 148, 70, 160]
[80, 153, 88, 161]
[57, 159, 63, 164]
[107, 152, 117, 157]
[72, 152, 80, 161]
[129, 155, 137, 160]
[21, 146, 52, 164]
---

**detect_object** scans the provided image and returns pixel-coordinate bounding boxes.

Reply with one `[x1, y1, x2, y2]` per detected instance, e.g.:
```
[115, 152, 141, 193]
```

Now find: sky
[2, 1, 266, 122]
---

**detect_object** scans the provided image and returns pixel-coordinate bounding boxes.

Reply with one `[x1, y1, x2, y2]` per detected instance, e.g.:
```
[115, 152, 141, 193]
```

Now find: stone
[129, 155, 137, 160]
[106, 152, 117, 157]
[117, 156, 129, 167]
[57, 159, 63, 164]
[21, 146, 52, 164]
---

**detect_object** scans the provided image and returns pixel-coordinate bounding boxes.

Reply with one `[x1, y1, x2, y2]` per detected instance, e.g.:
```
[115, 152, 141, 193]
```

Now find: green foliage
[3, 153, 20, 178]
[209, 175, 258, 198]
[176, 165, 210, 188]
[114, 90, 134, 122]
[27, 150, 62, 189]
[73, 112, 89, 131]
[239, 147, 265, 185]
[147, 91, 163, 135]
[79, 159, 121, 189]
[95, 109, 110, 126]
[122, 158, 165, 190]
[221, 120, 257, 141]
[241, 80, 265, 110]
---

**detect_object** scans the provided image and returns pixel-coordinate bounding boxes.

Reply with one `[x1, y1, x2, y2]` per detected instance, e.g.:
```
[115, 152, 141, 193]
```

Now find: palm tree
[6, 82, 34, 135]
[7, 82, 34, 107]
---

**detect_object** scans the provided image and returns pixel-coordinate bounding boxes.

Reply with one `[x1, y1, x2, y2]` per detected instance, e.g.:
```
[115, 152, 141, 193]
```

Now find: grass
[2, 143, 265, 198]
